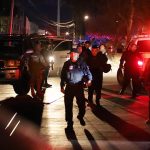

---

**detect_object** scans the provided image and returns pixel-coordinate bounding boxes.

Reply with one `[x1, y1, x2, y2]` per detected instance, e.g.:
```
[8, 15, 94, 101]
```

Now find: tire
[117, 68, 124, 86]
[13, 80, 30, 95]
[13, 71, 30, 95]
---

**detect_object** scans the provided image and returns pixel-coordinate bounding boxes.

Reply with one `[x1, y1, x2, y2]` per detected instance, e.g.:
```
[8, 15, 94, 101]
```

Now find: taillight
[5, 60, 20, 67]
[137, 60, 144, 67]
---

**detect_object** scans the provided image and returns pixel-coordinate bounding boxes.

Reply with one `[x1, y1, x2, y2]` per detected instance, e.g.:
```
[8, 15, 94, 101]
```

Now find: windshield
[137, 40, 150, 52]
[0, 39, 23, 57]
[52, 40, 72, 51]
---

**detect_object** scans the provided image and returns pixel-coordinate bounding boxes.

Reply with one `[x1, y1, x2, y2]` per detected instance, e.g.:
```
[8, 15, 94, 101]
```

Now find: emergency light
[137, 60, 144, 67]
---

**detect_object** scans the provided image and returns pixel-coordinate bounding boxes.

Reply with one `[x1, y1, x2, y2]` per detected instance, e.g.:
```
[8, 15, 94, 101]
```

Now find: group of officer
[28, 39, 145, 130]
[60, 41, 109, 130]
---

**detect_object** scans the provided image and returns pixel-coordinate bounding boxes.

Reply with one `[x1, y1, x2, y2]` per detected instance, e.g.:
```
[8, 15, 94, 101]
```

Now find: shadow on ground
[0, 95, 52, 150]
[0, 95, 44, 126]
[92, 105, 150, 141]
[84, 129, 101, 150]
[65, 128, 83, 150]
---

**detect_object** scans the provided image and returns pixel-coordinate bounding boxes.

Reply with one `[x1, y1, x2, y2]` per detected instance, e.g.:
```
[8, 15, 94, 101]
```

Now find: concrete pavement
[40, 77, 150, 150]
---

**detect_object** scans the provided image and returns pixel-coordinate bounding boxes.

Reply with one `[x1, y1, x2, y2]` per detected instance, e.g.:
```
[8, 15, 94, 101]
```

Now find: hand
[86, 80, 92, 87]
[61, 88, 65, 94]
[119, 66, 123, 69]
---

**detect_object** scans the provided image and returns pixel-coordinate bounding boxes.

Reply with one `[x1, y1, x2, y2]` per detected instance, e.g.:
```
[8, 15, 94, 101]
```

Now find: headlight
[49, 56, 55, 63]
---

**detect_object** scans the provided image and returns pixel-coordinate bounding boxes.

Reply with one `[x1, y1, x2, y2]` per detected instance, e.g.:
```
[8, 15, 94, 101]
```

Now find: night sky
[17, 0, 72, 25]
[1, 0, 150, 35]
[0, 0, 72, 28]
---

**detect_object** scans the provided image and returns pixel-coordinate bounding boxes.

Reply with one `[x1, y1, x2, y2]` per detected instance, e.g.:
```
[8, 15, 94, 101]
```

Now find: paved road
[0, 75, 150, 150]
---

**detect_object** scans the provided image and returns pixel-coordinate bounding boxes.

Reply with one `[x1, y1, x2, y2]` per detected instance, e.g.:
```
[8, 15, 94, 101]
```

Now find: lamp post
[83, 15, 89, 39]
[9, 0, 14, 35]
[57, 0, 60, 36]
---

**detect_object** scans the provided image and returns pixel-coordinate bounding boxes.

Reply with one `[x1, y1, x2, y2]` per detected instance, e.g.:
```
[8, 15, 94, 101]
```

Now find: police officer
[81, 40, 92, 63]
[60, 48, 92, 130]
[87, 44, 108, 107]
[119, 43, 141, 98]
[28, 40, 48, 99]
[41, 43, 52, 88]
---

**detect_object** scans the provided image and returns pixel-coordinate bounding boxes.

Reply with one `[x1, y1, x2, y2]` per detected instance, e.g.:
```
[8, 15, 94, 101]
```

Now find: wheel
[117, 68, 124, 86]
[13, 80, 30, 95]
[13, 71, 30, 95]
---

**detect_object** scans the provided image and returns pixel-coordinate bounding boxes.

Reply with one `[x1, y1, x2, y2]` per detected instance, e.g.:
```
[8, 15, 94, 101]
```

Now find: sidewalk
[40, 77, 150, 150]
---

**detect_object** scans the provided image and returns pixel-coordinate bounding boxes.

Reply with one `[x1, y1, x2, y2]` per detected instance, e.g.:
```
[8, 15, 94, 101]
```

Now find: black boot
[65, 121, 73, 130]
[77, 115, 86, 126]
[96, 99, 100, 107]
[119, 89, 124, 95]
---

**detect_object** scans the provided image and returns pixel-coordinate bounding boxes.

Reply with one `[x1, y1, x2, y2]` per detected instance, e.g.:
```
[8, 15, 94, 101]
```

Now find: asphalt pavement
[40, 77, 150, 150]
[0, 77, 150, 150]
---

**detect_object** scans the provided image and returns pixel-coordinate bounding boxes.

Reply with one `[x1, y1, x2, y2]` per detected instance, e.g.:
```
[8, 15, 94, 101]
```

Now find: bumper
[0, 68, 20, 83]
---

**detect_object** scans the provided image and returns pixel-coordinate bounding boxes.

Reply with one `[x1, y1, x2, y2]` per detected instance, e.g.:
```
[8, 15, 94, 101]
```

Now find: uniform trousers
[64, 84, 85, 125]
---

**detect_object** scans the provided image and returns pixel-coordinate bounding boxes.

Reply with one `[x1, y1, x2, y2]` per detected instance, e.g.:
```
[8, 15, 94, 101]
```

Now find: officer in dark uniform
[60, 48, 92, 130]
[81, 40, 92, 63]
[87, 44, 108, 106]
[41, 43, 52, 88]
[119, 43, 141, 98]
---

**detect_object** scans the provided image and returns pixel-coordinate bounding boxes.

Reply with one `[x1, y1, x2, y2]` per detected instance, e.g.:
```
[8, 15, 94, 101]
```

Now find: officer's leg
[95, 87, 102, 106]
[88, 84, 94, 103]
[132, 74, 140, 98]
[64, 86, 74, 128]
[95, 75, 103, 106]
[43, 66, 52, 87]
[120, 70, 131, 94]
[76, 86, 86, 126]
[36, 70, 44, 99]
[30, 76, 36, 97]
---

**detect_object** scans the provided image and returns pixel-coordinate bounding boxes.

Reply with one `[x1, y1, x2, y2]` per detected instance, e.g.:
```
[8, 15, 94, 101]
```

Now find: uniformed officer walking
[60, 48, 92, 130]
[119, 43, 141, 98]
[87, 44, 108, 107]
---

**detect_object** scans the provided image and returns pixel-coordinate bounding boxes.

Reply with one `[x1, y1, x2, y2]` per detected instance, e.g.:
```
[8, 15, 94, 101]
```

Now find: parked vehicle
[0, 34, 31, 95]
[117, 35, 150, 88]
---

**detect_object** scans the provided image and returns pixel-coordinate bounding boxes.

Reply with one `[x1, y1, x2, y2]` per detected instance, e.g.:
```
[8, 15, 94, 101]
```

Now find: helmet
[103, 64, 111, 73]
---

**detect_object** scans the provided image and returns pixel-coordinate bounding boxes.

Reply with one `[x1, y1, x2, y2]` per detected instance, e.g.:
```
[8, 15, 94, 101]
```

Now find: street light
[65, 31, 69, 36]
[84, 15, 89, 21]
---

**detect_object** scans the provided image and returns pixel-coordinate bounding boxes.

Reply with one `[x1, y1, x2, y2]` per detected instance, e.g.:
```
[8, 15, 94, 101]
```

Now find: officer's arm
[104, 54, 108, 63]
[83, 63, 92, 82]
[40, 55, 49, 67]
[119, 52, 126, 68]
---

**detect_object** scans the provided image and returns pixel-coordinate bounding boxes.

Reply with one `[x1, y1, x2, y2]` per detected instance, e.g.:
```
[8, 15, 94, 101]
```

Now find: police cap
[77, 43, 82, 48]
[85, 40, 91, 44]
[92, 44, 99, 49]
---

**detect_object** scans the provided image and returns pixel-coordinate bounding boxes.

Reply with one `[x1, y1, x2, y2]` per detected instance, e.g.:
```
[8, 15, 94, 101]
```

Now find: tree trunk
[126, 0, 135, 42]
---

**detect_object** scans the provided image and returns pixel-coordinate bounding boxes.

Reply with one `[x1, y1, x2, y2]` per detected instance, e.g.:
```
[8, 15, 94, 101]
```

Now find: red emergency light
[137, 60, 144, 67]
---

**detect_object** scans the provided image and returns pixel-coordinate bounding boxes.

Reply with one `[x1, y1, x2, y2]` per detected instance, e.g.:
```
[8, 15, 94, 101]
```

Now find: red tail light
[137, 60, 144, 67]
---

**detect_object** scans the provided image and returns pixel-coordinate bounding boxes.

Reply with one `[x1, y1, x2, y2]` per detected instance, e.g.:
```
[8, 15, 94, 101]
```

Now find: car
[30, 35, 72, 76]
[0, 34, 32, 95]
[117, 35, 150, 89]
